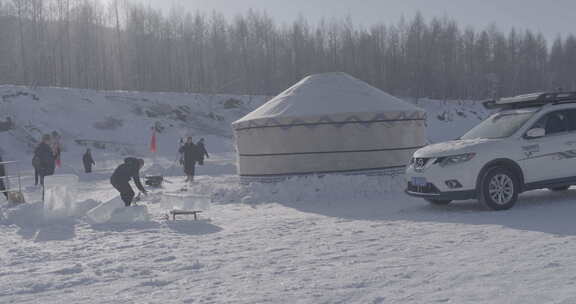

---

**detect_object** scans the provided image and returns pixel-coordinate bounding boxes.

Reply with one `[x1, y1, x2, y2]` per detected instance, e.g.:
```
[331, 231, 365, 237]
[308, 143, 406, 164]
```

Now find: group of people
[2, 132, 210, 208]
[179, 137, 209, 183]
[109, 136, 210, 207]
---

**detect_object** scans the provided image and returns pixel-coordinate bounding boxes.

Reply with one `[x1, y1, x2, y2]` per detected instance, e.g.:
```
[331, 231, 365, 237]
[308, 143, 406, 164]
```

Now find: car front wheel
[479, 167, 519, 211]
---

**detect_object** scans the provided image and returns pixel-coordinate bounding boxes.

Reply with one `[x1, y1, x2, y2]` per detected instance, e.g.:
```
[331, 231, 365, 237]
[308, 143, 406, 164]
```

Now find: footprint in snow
[153, 256, 177, 263]
[52, 264, 84, 275]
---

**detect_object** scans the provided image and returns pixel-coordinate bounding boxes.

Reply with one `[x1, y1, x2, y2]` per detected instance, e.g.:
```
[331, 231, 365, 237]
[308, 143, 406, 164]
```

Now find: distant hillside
[0, 85, 490, 167]
[0, 85, 268, 161]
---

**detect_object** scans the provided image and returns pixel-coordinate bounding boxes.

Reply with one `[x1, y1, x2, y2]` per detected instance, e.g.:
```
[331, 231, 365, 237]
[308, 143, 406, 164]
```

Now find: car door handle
[565, 141, 576, 146]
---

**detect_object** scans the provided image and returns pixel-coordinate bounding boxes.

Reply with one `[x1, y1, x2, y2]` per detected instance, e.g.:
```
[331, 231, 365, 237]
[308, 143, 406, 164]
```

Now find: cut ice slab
[108, 205, 150, 223]
[43, 174, 79, 219]
[86, 196, 151, 224]
[85, 196, 124, 224]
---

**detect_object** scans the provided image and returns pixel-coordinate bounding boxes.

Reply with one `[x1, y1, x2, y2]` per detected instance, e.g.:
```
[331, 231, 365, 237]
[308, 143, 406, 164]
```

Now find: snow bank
[144, 156, 237, 177]
[196, 174, 405, 205]
[0, 201, 45, 227]
[0, 85, 268, 173]
[414, 98, 491, 142]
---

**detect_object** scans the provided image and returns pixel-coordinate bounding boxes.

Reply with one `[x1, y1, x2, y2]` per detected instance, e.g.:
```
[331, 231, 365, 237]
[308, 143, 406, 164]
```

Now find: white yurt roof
[234, 72, 423, 128]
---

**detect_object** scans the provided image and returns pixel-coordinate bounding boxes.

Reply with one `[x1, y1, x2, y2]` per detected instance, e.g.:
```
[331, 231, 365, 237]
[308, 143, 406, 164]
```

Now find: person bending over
[110, 158, 147, 207]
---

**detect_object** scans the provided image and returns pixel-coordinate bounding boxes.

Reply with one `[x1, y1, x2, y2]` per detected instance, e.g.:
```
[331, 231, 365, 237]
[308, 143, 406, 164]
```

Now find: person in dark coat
[33, 134, 56, 186]
[83, 149, 95, 173]
[0, 155, 8, 199]
[196, 138, 210, 165]
[179, 136, 199, 182]
[110, 158, 147, 207]
[32, 154, 40, 186]
[178, 138, 185, 166]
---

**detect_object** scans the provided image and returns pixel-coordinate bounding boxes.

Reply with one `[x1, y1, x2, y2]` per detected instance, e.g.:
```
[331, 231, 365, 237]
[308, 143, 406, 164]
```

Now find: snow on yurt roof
[234, 72, 423, 126]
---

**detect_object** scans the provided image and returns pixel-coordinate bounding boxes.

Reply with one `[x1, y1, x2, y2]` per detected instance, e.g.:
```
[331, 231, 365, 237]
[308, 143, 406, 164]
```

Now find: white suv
[406, 92, 576, 210]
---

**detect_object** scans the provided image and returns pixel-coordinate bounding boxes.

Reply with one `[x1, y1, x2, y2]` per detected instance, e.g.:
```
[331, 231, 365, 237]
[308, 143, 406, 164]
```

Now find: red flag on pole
[150, 128, 157, 153]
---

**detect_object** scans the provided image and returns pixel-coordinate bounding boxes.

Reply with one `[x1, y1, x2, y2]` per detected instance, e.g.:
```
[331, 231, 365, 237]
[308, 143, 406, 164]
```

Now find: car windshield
[461, 110, 537, 140]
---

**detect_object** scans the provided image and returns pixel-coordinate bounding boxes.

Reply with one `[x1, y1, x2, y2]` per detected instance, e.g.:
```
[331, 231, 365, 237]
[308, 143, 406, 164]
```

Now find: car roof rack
[483, 92, 576, 110]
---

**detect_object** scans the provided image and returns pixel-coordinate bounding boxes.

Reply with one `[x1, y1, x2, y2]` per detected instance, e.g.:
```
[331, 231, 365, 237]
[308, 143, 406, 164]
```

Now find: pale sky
[134, 0, 576, 40]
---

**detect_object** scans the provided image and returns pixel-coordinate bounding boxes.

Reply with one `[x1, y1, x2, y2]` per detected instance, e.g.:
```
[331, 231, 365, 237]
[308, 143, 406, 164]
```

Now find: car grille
[407, 182, 440, 194]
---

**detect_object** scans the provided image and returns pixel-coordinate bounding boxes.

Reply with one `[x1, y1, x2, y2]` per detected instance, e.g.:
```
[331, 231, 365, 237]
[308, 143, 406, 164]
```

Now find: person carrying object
[110, 158, 147, 207]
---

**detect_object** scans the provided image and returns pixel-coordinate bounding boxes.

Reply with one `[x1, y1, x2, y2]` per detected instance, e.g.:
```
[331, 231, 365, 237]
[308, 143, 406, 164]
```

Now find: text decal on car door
[522, 144, 540, 157]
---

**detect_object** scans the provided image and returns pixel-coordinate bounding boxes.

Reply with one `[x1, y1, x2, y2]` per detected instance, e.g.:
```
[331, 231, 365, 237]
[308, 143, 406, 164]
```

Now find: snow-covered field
[2, 86, 575, 303]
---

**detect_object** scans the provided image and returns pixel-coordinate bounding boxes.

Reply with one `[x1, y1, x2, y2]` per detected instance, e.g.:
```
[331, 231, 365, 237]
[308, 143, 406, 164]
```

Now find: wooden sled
[166, 210, 202, 221]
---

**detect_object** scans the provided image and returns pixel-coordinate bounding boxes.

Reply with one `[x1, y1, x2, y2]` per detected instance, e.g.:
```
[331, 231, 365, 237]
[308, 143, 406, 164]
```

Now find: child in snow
[110, 158, 147, 207]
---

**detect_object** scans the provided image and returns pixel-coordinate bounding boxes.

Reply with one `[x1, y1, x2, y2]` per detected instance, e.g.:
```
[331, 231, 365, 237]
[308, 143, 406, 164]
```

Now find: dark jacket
[179, 143, 199, 174]
[34, 142, 55, 176]
[197, 142, 209, 165]
[110, 157, 146, 193]
[0, 155, 5, 177]
[0, 155, 6, 196]
[83, 152, 95, 166]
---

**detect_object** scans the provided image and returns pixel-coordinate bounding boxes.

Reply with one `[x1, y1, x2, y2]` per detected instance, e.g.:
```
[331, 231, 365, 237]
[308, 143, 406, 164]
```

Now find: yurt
[232, 72, 426, 179]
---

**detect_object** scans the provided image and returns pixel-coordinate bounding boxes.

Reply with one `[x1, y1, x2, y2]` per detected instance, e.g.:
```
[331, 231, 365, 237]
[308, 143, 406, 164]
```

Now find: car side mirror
[526, 128, 545, 139]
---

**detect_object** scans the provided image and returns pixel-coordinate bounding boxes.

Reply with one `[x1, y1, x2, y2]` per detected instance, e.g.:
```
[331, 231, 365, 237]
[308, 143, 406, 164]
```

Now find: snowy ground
[2, 171, 576, 303]
[2, 86, 573, 303]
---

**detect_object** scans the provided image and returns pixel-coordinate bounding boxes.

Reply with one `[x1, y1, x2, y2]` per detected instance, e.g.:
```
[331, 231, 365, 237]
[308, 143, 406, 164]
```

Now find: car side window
[567, 109, 576, 132]
[532, 110, 570, 136]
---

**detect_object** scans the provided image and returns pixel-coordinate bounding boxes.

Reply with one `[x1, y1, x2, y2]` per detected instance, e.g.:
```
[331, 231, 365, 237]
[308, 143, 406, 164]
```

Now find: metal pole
[17, 162, 21, 193]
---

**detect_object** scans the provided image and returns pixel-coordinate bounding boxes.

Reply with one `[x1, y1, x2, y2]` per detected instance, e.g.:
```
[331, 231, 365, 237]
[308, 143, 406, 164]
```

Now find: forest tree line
[0, 0, 575, 100]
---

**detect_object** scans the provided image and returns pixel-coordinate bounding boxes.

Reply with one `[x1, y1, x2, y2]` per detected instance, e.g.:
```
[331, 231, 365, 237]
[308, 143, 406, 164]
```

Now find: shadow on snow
[278, 188, 576, 236]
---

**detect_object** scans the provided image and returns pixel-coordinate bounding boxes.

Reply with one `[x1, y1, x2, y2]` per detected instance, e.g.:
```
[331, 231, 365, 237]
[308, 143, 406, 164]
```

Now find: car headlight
[437, 153, 476, 167]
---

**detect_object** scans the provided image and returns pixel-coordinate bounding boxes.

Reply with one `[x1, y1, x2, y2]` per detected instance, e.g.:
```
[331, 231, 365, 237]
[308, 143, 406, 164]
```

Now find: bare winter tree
[0, 0, 575, 100]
